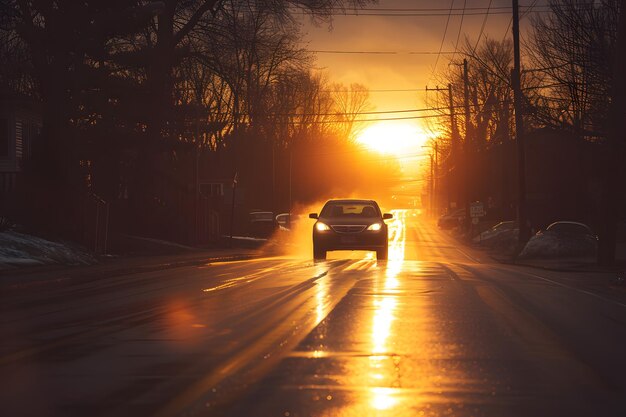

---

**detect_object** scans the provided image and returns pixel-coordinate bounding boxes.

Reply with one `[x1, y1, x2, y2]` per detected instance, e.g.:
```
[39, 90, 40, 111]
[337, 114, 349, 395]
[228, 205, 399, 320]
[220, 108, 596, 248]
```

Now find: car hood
[318, 217, 381, 225]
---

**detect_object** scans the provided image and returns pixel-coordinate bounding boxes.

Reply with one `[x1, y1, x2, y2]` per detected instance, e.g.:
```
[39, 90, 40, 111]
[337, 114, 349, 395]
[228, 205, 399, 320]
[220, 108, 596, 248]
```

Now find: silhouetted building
[0, 96, 41, 193]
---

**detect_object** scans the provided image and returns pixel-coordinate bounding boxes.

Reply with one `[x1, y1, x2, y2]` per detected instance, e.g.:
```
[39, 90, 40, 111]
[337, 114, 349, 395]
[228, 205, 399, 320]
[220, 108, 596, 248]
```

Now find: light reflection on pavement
[226, 210, 466, 417]
[2, 210, 626, 417]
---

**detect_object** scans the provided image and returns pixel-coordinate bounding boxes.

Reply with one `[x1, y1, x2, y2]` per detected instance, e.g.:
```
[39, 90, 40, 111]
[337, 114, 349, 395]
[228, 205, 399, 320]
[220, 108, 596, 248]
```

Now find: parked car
[309, 199, 392, 260]
[521, 220, 598, 258]
[438, 208, 465, 229]
[248, 211, 277, 238]
[473, 221, 517, 244]
[275, 213, 305, 231]
[539, 221, 598, 239]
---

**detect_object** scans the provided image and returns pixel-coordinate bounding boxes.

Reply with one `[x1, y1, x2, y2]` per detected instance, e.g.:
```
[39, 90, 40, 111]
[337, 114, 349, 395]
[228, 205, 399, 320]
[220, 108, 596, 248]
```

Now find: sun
[356, 121, 433, 157]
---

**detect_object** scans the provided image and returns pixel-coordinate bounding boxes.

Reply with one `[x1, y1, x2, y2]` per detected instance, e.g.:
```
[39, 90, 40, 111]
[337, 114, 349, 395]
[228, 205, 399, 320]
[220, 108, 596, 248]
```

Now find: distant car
[249, 211, 277, 238]
[309, 199, 392, 260]
[438, 208, 465, 229]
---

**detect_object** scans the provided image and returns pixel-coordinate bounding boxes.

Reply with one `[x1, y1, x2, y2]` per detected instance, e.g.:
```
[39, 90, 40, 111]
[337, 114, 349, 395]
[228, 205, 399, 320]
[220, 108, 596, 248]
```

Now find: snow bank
[0, 231, 96, 269]
[519, 232, 597, 259]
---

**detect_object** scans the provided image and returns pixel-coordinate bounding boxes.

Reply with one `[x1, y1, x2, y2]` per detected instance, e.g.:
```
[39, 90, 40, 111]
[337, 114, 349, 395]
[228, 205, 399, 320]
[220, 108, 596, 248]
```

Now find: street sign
[470, 201, 485, 218]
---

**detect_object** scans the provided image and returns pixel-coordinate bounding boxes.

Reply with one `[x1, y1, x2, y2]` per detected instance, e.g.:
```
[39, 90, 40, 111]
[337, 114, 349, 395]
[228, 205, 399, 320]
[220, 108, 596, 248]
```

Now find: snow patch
[0, 231, 96, 269]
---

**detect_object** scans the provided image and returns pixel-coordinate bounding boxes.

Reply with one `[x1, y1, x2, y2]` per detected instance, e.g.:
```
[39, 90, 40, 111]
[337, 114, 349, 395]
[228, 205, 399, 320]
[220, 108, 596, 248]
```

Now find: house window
[0, 118, 8, 157]
[199, 182, 224, 197]
[15, 120, 23, 159]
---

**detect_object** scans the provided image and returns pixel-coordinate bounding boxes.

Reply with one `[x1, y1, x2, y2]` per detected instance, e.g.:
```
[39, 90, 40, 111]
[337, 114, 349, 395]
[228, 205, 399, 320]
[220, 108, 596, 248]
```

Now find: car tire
[313, 245, 326, 260]
[376, 245, 388, 260]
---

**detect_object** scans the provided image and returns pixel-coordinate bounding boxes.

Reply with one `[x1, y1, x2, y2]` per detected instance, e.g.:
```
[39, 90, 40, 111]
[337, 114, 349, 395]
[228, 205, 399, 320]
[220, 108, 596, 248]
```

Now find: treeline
[426, 0, 624, 264]
[0, 0, 400, 242]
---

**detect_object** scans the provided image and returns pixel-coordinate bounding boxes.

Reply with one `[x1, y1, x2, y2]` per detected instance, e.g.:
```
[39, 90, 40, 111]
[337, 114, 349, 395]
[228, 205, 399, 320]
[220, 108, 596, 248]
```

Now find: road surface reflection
[367, 210, 405, 411]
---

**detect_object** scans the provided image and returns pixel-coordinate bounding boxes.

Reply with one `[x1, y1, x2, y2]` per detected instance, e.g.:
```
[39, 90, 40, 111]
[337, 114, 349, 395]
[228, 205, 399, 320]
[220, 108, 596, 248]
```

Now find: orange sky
[300, 0, 537, 116]
[297, 0, 543, 196]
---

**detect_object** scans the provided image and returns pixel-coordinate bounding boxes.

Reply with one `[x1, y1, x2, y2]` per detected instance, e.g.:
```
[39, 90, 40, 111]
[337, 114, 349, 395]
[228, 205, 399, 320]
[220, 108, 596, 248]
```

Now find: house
[0, 96, 41, 193]
[197, 178, 239, 242]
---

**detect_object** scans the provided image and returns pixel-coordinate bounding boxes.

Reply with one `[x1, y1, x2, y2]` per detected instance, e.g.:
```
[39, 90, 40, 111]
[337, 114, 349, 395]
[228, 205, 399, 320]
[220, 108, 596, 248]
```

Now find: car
[275, 213, 305, 231]
[540, 221, 597, 239]
[248, 211, 277, 238]
[521, 220, 598, 258]
[473, 220, 517, 244]
[437, 208, 465, 229]
[309, 199, 393, 260]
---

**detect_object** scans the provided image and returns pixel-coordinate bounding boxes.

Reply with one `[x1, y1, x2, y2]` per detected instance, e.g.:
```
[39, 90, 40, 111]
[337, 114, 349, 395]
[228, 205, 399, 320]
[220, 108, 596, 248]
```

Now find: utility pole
[448, 84, 457, 154]
[430, 153, 434, 215]
[512, 0, 530, 243]
[463, 58, 472, 233]
[434, 140, 439, 214]
[448, 83, 457, 211]
[425, 84, 456, 212]
[229, 172, 238, 247]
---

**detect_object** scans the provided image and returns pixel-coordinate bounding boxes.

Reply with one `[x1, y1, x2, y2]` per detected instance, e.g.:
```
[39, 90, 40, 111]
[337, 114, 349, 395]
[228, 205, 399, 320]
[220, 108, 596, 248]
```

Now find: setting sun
[356, 122, 432, 157]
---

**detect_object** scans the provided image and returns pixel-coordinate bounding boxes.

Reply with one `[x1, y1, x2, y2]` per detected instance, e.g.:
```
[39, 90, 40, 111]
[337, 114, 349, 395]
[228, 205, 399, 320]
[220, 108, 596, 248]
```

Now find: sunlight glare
[370, 387, 398, 410]
[357, 121, 431, 157]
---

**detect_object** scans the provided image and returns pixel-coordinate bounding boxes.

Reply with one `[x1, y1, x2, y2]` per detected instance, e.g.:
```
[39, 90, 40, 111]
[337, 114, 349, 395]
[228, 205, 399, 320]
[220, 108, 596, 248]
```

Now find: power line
[429, 0, 456, 86]
[303, 6, 546, 13]
[451, 0, 467, 65]
[315, 10, 545, 17]
[522, 0, 543, 18]
[310, 50, 455, 55]
[471, 0, 493, 56]
[322, 88, 432, 93]
[266, 100, 517, 118]
[290, 6, 550, 17]
[501, 16, 513, 41]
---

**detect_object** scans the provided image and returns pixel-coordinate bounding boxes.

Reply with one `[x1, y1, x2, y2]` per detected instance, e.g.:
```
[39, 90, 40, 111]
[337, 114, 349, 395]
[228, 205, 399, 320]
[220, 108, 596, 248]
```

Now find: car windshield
[250, 212, 274, 221]
[321, 203, 379, 218]
[547, 222, 591, 235]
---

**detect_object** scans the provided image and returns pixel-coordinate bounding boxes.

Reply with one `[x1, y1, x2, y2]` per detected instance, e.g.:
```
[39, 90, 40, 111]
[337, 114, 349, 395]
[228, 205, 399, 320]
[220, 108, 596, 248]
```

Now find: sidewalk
[0, 248, 259, 290]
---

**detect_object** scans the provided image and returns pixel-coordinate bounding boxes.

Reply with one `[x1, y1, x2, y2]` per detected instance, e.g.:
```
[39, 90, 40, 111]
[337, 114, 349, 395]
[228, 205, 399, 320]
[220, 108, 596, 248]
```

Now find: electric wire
[470, 0, 493, 57]
[429, 0, 456, 86]
[310, 50, 455, 55]
[450, 0, 467, 65]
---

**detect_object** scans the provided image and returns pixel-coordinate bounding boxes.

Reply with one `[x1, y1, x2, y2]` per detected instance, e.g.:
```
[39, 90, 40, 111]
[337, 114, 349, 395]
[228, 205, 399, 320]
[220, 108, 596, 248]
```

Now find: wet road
[2, 210, 626, 416]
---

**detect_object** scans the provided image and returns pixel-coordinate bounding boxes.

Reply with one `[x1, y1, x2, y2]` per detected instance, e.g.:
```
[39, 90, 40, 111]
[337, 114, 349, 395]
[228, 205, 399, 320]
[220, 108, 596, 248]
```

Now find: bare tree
[527, 0, 620, 139]
[331, 83, 372, 139]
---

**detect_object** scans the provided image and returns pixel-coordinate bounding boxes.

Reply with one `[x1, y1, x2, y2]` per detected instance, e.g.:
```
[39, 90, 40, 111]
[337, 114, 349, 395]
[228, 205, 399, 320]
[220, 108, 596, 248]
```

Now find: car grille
[331, 225, 366, 233]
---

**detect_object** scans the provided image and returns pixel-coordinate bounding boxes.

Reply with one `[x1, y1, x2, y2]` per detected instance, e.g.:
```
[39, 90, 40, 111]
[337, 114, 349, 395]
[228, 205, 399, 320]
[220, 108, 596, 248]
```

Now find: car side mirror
[383, 213, 393, 220]
[309, 213, 318, 219]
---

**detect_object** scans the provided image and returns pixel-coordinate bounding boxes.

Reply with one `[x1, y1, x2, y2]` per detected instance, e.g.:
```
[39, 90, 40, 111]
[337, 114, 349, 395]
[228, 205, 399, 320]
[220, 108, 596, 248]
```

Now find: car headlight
[315, 222, 331, 231]
[367, 223, 382, 231]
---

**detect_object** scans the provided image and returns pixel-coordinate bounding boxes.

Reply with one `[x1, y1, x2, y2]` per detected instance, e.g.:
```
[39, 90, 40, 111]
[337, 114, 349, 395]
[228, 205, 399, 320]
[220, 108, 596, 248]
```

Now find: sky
[298, 0, 541, 122]
[292, 0, 548, 184]
[295, 0, 547, 193]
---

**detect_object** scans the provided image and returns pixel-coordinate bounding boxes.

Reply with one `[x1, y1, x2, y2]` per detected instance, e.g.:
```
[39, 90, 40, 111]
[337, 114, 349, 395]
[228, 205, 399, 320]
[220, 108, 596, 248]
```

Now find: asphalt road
[2, 210, 626, 417]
